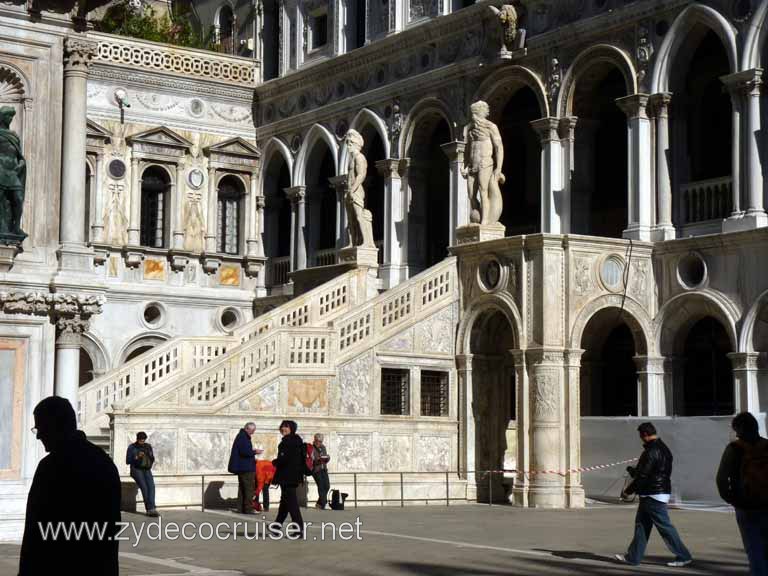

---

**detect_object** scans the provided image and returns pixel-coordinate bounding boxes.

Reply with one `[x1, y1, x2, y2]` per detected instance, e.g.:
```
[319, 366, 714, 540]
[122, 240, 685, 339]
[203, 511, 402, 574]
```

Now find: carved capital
[557, 116, 578, 140]
[649, 92, 672, 118]
[727, 352, 760, 371]
[64, 35, 98, 74]
[721, 69, 763, 97]
[615, 94, 650, 120]
[285, 185, 306, 203]
[529, 117, 561, 143]
[255, 194, 266, 210]
[56, 316, 89, 346]
[375, 158, 403, 179]
[440, 141, 466, 163]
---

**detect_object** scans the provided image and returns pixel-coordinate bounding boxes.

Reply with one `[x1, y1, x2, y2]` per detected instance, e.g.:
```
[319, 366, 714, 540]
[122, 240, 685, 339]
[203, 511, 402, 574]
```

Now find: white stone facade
[3, 0, 768, 540]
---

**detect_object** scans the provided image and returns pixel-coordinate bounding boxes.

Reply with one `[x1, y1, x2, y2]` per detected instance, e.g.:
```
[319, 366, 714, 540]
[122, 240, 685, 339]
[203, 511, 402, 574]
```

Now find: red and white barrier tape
[482, 458, 636, 478]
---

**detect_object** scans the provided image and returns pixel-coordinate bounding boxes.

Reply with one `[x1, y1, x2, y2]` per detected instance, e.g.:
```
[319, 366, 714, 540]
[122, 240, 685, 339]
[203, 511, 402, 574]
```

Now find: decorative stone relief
[635, 22, 653, 88]
[144, 430, 176, 473]
[381, 327, 414, 353]
[630, 259, 648, 300]
[104, 182, 128, 246]
[532, 370, 559, 421]
[548, 56, 562, 106]
[186, 431, 230, 472]
[336, 433, 371, 471]
[287, 379, 328, 413]
[238, 379, 279, 412]
[251, 432, 280, 460]
[337, 352, 372, 415]
[417, 436, 450, 472]
[573, 256, 594, 296]
[417, 305, 454, 354]
[135, 92, 180, 113]
[379, 435, 412, 472]
[410, 0, 438, 21]
[183, 189, 205, 253]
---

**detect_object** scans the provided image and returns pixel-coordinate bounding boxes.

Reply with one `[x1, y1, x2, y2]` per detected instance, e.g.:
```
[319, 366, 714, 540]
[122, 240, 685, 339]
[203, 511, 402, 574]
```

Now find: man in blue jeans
[126, 431, 158, 517]
[615, 422, 693, 568]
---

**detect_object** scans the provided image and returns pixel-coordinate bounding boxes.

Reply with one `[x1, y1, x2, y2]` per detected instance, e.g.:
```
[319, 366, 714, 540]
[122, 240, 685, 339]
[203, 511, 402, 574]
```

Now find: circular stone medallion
[188, 168, 205, 190]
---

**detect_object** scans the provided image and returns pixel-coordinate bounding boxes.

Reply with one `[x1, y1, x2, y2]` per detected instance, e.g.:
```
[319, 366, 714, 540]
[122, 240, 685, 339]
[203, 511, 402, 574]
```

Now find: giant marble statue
[462, 101, 505, 226]
[0, 106, 27, 243]
[343, 129, 375, 249]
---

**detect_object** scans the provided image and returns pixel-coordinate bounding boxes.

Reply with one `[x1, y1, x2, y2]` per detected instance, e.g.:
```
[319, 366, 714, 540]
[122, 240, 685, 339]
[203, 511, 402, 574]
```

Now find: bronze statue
[0, 106, 26, 243]
[462, 101, 505, 225]
[343, 129, 375, 248]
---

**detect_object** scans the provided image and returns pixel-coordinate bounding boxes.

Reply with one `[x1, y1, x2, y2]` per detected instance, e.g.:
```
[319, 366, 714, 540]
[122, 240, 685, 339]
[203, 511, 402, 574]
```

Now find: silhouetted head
[0, 106, 15, 128]
[637, 422, 657, 444]
[33, 396, 77, 453]
[279, 420, 297, 436]
[732, 412, 760, 443]
[136, 431, 148, 445]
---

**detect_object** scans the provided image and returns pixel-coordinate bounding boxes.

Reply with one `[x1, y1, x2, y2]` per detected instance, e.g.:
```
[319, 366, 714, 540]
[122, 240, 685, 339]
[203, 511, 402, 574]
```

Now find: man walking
[272, 420, 305, 538]
[126, 431, 159, 516]
[228, 422, 259, 514]
[717, 412, 768, 575]
[615, 422, 693, 568]
[311, 433, 331, 509]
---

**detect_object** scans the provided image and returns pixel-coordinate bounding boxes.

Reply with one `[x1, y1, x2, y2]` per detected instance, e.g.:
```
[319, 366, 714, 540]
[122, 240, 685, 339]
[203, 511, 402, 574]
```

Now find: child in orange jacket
[254, 459, 275, 512]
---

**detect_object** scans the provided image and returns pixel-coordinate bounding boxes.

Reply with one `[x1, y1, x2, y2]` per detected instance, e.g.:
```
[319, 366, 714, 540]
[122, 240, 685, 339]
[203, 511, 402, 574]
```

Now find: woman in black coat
[272, 420, 305, 538]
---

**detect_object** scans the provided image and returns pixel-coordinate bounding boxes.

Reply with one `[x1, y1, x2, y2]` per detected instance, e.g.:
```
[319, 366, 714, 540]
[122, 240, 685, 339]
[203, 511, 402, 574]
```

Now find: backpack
[303, 443, 315, 476]
[738, 439, 768, 507]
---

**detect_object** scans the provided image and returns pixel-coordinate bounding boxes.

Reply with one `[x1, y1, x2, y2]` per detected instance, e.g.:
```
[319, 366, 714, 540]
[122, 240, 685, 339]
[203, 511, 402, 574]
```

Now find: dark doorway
[681, 317, 733, 415]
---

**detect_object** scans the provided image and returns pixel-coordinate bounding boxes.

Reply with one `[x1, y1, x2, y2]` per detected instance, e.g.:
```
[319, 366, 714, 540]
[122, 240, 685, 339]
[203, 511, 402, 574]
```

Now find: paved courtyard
[0, 503, 749, 575]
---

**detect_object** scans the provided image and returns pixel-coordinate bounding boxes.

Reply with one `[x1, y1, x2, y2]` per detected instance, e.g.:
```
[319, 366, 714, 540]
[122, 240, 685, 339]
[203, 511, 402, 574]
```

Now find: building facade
[1, 0, 768, 540]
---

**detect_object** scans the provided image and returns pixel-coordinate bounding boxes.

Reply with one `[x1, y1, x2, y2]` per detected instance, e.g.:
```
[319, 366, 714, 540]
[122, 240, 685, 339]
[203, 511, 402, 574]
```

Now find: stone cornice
[653, 227, 768, 255]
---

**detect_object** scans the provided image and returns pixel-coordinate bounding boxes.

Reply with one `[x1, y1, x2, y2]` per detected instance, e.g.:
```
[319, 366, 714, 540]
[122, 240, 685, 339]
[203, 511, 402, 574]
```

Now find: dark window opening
[421, 370, 449, 417]
[381, 368, 410, 415]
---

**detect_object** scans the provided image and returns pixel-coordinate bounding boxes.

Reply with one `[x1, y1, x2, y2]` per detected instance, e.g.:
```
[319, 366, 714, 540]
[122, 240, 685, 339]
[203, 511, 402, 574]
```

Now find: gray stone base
[456, 223, 506, 245]
[338, 245, 379, 267]
[0, 244, 21, 272]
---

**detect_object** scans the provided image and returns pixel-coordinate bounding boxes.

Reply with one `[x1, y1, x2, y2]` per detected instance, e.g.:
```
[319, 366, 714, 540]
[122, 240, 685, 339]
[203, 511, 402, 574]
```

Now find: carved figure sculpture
[104, 183, 128, 246]
[343, 129, 375, 248]
[462, 101, 505, 225]
[489, 4, 520, 53]
[183, 189, 205, 252]
[0, 106, 26, 243]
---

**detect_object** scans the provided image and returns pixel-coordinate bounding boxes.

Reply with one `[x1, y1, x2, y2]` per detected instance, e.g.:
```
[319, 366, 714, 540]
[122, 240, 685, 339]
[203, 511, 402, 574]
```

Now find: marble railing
[120, 257, 458, 415]
[78, 268, 360, 432]
[681, 177, 732, 224]
[267, 256, 290, 286]
[90, 32, 259, 87]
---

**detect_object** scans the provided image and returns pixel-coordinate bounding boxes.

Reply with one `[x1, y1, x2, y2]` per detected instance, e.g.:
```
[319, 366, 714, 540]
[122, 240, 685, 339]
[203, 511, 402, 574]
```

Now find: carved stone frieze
[337, 352, 372, 415]
[336, 433, 371, 471]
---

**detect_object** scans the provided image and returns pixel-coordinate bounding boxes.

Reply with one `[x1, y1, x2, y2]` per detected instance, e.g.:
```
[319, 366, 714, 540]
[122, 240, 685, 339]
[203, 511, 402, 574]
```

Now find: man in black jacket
[272, 420, 305, 539]
[228, 422, 259, 514]
[19, 397, 121, 576]
[716, 412, 768, 575]
[615, 422, 693, 567]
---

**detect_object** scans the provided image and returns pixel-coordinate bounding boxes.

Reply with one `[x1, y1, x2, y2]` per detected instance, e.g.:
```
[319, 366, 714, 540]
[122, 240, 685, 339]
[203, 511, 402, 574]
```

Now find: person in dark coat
[228, 422, 259, 514]
[615, 422, 692, 568]
[126, 431, 158, 516]
[716, 412, 768, 576]
[18, 396, 121, 576]
[272, 420, 305, 538]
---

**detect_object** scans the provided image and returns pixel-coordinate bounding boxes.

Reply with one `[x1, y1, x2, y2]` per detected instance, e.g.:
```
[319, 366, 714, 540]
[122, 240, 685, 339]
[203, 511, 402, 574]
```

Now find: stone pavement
[0, 503, 750, 575]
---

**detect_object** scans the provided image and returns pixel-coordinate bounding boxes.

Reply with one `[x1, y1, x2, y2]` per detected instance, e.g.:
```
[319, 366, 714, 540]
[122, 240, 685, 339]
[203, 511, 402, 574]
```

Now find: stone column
[171, 161, 185, 250]
[457, 354, 475, 495]
[440, 142, 468, 245]
[557, 118, 577, 235]
[286, 186, 307, 271]
[54, 317, 89, 410]
[728, 352, 761, 414]
[128, 157, 141, 246]
[60, 36, 97, 269]
[723, 76, 743, 221]
[90, 154, 105, 243]
[564, 349, 585, 507]
[328, 175, 347, 249]
[530, 118, 564, 234]
[635, 356, 668, 416]
[724, 70, 766, 230]
[376, 159, 408, 288]
[616, 94, 652, 241]
[525, 349, 566, 508]
[650, 93, 675, 240]
[205, 166, 218, 253]
[247, 170, 262, 257]
[510, 350, 529, 507]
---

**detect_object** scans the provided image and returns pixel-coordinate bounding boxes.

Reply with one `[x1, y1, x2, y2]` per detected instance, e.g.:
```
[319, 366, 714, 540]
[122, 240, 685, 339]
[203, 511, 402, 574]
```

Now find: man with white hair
[228, 422, 259, 514]
[311, 433, 331, 509]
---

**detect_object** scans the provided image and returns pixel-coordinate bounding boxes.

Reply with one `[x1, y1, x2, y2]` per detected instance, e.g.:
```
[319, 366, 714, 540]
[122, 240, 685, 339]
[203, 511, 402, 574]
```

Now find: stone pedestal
[456, 223, 506, 245]
[0, 242, 22, 272]
[338, 245, 379, 267]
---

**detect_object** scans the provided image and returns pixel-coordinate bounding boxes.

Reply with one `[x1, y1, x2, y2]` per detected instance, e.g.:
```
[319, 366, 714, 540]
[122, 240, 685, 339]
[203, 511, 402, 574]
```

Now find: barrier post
[201, 475, 205, 512]
[400, 473, 404, 507]
[445, 471, 449, 506]
[488, 471, 493, 506]
[354, 473, 358, 509]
